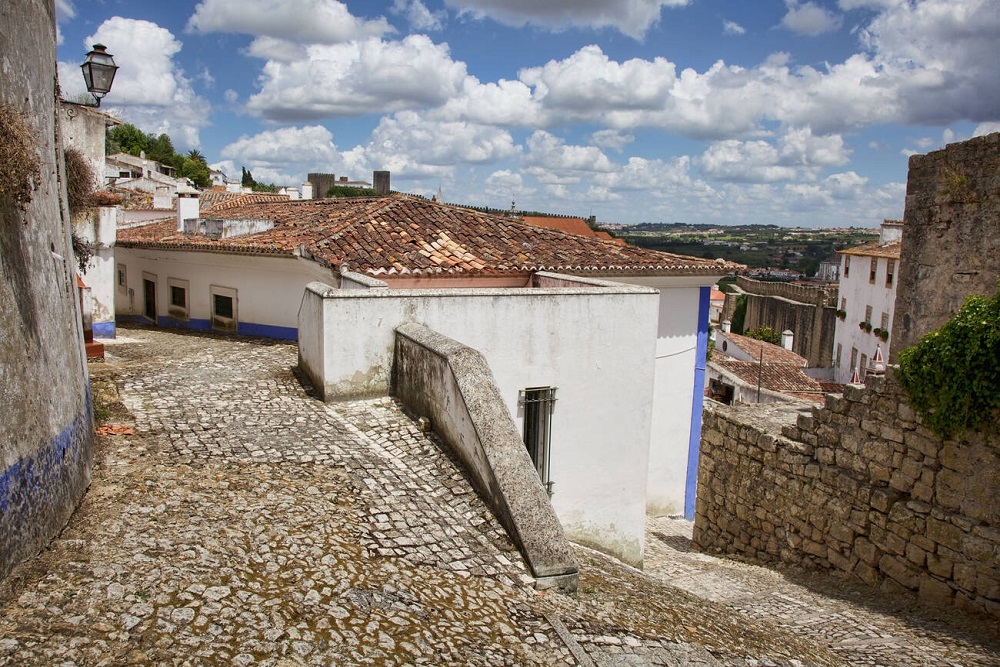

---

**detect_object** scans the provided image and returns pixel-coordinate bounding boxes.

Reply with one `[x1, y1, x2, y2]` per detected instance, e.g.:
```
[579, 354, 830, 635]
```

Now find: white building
[114, 190, 736, 566]
[832, 220, 902, 384]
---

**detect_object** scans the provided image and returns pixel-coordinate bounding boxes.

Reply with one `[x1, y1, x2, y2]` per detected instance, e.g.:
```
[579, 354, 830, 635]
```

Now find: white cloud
[854, 0, 1000, 125]
[723, 20, 746, 35]
[520, 46, 675, 115]
[700, 140, 799, 183]
[391, 0, 447, 31]
[186, 0, 392, 43]
[781, 1, 843, 36]
[58, 18, 211, 149]
[246, 36, 469, 121]
[55, 0, 75, 44]
[973, 122, 1000, 137]
[589, 129, 634, 152]
[220, 125, 342, 184]
[525, 131, 617, 173]
[698, 128, 849, 183]
[484, 169, 531, 200]
[444, 0, 691, 40]
[360, 111, 520, 167]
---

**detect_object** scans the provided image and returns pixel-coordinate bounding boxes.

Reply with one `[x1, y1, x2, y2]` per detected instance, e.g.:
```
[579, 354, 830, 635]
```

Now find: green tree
[745, 326, 782, 345]
[106, 122, 147, 156]
[241, 166, 254, 187]
[145, 133, 175, 165]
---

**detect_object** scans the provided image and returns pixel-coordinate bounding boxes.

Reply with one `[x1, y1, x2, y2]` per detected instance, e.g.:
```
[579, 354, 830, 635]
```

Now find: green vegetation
[616, 223, 877, 276]
[241, 166, 278, 193]
[327, 185, 378, 197]
[730, 294, 748, 334]
[744, 326, 782, 345]
[897, 281, 1000, 438]
[107, 123, 212, 188]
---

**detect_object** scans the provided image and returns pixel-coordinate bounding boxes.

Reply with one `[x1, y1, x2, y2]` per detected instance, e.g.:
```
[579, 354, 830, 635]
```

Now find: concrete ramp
[392, 322, 579, 592]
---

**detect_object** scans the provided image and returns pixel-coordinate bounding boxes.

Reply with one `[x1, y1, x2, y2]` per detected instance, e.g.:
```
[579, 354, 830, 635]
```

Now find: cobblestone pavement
[644, 517, 1000, 667]
[0, 326, 996, 666]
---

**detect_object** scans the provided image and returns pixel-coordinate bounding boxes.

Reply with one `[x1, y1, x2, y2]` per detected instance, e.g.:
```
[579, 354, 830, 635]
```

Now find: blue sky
[55, 0, 999, 228]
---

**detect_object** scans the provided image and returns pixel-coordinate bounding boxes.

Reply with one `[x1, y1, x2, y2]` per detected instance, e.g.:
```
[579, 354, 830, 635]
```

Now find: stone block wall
[724, 277, 838, 368]
[893, 132, 1000, 359]
[694, 373, 1000, 618]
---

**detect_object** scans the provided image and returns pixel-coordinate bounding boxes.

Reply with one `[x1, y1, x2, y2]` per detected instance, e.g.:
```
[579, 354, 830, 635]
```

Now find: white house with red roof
[832, 219, 902, 384]
[114, 189, 736, 567]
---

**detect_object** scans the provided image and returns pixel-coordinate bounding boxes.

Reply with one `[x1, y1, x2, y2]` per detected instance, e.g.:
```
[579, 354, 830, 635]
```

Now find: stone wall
[694, 373, 999, 618]
[892, 132, 1000, 359]
[723, 277, 838, 368]
[392, 323, 578, 591]
[1, 0, 94, 581]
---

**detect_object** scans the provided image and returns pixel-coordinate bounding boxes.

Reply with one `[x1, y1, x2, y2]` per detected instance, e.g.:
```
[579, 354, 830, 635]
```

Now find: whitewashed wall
[114, 248, 337, 338]
[601, 275, 717, 518]
[299, 274, 660, 566]
[833, 255, 898, 383]
[74, 206, 118, 337]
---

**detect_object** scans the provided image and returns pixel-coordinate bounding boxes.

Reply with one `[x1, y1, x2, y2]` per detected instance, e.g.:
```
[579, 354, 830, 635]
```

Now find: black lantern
[80, 43, 118, 107]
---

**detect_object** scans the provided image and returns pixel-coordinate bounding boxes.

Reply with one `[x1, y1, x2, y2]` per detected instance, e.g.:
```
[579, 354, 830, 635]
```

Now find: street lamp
[80, 43, 118, 107]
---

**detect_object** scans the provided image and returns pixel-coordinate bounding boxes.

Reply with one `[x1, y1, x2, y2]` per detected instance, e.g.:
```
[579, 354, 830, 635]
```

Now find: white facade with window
[832, 220, 902, 384]
[114, 248, 337, 339]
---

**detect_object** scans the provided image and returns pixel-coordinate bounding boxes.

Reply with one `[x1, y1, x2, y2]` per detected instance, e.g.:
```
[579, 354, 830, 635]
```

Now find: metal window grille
[519, 386, 556, 496]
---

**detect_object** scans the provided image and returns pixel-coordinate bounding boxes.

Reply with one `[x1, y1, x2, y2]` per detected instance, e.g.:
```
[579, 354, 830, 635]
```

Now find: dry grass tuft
[0, 105, 42, 212]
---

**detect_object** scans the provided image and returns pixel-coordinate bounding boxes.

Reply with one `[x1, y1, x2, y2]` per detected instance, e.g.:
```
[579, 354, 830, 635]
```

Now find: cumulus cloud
[220, 125, 342, 184]
[55, 0, 75, 44]
[525, 131, 617, 173]
[698, 128, 849, 183]
[589, 129, 634, 152]
[246, 36, 469, 121]
[444, 0, 691, 40]
[360, 111, 520, 167]
[854, 0, 1000, 125]
[973, 122, 1000, 137]
[723, 20, 746, 35]
[781, 1, 843, 36]
[391, 0, 447, 31]
[57, 18, 211, 149]
[519, 46, 675, 114]
[186, 0, 392, 43]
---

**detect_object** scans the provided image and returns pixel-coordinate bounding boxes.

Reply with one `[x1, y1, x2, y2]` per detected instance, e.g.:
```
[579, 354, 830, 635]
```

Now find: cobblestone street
[1, 326, 997, 666]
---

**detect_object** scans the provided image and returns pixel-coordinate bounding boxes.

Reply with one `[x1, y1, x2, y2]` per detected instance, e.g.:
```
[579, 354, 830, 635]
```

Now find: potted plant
[878, 329, 889, 341]
[836, 309, 847, 320]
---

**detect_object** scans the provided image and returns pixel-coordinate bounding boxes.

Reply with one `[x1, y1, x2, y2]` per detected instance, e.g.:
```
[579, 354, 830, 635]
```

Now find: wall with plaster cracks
[0, 0, 94, 581]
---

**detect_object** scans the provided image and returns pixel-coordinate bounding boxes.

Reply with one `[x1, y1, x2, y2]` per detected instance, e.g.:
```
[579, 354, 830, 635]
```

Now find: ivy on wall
[897, 280, 1000, 438]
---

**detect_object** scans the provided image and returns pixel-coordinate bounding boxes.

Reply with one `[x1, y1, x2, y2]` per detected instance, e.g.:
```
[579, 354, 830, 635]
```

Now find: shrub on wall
[898, 280, 1000, 438]
[744, 326, 782, 345]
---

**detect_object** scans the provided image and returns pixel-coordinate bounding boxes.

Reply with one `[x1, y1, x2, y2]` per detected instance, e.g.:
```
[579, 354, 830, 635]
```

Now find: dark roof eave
[116, 241, 294, 257]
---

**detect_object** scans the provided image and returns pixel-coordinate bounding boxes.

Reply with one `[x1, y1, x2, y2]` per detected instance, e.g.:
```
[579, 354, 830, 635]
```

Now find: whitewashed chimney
[153, 185, 172, 210]
[301, 182, 313, 200]
[176, 184, 200, 233]
[721, 320, 731, 333]
[781, 329, 794, 350]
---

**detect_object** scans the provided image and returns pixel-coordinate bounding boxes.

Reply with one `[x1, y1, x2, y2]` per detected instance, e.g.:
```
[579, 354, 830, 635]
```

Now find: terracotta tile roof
[838, 240, 902, 259]
[199, 190, 290, 213]
[719, 331, 808, 366]
[712, 359, 825, 402]
[117, 195, 740, 278]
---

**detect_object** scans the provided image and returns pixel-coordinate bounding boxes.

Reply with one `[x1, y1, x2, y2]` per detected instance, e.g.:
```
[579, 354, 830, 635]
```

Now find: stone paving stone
[1, 326, 996, 666]
[644, 516, 1000, 667]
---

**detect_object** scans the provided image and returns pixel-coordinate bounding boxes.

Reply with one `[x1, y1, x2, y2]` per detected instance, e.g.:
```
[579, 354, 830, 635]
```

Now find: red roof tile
[838, 240, 902, 259]
[719, 331, 808, 366]
[712, 359, 825, 401]
[117, 195, 740, 278]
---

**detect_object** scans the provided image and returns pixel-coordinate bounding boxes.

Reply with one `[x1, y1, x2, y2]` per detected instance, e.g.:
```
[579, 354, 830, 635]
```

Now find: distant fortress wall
[724, 277, 838, 368]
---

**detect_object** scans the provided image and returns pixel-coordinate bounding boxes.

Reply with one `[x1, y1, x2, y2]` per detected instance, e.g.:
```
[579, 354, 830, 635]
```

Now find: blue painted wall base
[684, 286, 710, 520]
[0, 393, 93, 580]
